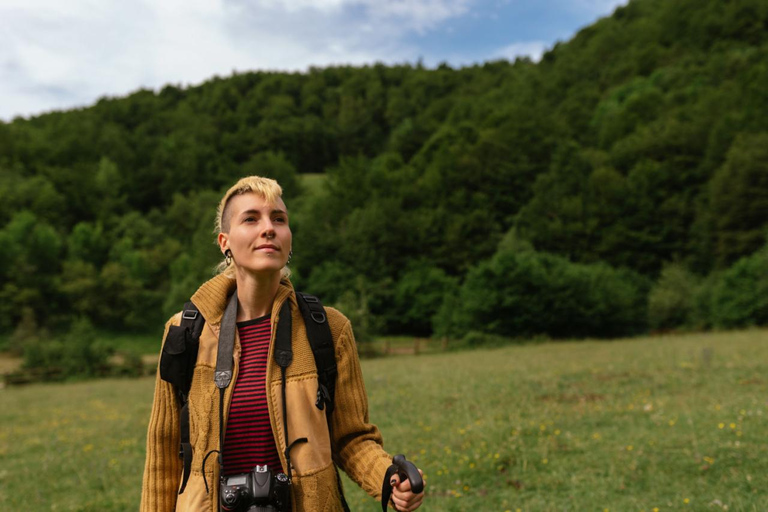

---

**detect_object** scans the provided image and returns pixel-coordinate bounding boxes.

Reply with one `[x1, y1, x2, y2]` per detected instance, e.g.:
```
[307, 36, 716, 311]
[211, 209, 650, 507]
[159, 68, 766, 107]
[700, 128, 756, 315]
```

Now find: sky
[0, 0, 627, 121]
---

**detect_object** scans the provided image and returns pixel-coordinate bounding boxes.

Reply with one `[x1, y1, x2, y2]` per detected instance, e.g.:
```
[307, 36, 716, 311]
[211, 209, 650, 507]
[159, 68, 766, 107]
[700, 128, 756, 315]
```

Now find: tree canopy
[2, 0, 768, 339]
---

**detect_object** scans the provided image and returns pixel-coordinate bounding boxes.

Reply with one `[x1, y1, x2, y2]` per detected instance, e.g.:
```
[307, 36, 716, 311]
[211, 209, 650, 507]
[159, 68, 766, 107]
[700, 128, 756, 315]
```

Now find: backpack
[159, 291, 348, 510]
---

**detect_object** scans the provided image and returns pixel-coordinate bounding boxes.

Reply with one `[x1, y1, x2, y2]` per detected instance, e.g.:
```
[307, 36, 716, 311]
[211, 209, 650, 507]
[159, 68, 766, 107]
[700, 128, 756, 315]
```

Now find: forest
[1, 0, 767, 358]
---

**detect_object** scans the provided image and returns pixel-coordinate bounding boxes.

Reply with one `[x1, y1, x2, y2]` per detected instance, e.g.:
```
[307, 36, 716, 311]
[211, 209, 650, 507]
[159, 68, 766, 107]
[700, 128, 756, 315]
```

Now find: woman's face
[218, 192, 292, 277]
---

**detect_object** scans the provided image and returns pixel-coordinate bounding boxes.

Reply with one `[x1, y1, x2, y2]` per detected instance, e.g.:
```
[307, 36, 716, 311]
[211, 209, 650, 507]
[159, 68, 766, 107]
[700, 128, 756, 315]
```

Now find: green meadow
[2, 330, 768, 511]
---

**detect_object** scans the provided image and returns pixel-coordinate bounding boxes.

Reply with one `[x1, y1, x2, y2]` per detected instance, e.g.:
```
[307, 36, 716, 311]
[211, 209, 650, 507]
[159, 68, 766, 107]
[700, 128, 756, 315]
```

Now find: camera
[220, 465, 291, 512]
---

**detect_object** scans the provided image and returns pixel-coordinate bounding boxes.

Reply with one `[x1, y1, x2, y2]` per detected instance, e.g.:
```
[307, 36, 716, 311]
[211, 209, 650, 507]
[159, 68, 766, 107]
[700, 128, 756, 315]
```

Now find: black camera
[220, 465, 291, 512]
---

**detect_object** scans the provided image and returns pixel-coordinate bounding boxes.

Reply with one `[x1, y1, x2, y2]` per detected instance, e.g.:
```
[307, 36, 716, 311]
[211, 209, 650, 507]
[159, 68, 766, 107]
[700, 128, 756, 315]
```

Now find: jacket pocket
[292, 463, 344, 512]
[272, 377, 333, 475]
[160, 325, 200, 395]
[175, 472, 217, 512]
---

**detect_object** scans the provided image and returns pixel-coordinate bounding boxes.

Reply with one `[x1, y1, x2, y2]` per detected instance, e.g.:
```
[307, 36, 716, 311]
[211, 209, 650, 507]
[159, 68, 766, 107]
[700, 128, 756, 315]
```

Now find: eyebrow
[240, 209, 288, 217]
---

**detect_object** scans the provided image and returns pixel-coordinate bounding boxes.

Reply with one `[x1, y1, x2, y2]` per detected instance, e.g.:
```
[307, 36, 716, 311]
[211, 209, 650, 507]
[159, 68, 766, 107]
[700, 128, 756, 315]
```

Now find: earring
[225, 249, 232, 266]
[287, 250, 293, 265]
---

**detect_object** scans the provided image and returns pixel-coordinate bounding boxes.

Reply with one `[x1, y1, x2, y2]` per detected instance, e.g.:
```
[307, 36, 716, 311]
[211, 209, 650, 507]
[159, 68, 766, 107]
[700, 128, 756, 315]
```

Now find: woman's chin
[237, 264, 285, 277]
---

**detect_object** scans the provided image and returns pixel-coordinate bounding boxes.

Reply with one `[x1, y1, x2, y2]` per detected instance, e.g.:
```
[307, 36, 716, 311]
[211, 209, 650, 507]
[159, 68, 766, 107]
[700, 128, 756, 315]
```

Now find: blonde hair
[214, 176, 291, 279]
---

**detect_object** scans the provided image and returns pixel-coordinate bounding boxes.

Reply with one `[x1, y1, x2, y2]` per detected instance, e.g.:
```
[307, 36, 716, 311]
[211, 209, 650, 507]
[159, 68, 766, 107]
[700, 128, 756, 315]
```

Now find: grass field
[2, 329, 768, 511]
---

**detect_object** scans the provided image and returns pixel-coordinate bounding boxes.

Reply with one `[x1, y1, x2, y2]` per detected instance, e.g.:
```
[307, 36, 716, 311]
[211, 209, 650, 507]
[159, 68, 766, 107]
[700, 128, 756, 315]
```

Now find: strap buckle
[182, 309, 198, 320]
[316, 383, 331, 410]
[301, 294, 320, 303]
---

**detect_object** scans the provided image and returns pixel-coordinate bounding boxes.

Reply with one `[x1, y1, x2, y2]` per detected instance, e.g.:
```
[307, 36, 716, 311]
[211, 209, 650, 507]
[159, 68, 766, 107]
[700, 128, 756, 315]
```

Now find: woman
[141, 176, 425, 511]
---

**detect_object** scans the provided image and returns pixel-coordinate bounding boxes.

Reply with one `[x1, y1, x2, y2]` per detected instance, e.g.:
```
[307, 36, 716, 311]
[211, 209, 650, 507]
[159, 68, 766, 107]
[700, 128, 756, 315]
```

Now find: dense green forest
[2, 0, 767, 347]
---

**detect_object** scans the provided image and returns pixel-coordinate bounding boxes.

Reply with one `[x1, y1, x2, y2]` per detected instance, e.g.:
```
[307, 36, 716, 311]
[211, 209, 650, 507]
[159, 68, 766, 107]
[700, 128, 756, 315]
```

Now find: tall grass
[2, 330, 767, 510]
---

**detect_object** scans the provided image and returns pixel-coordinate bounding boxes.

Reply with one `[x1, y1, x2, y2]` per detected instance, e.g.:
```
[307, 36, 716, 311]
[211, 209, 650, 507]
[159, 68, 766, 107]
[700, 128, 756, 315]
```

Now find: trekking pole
[381, 454, 424, 511]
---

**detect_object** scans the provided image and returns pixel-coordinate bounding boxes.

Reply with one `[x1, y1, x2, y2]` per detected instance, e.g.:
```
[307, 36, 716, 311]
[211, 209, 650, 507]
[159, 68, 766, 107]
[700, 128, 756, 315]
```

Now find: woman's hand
[389, 469, 425, 511]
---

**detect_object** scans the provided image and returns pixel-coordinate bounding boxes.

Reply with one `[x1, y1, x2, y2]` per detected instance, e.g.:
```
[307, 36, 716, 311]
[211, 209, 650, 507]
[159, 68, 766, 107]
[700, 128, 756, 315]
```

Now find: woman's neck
[234, 269, 282, 322]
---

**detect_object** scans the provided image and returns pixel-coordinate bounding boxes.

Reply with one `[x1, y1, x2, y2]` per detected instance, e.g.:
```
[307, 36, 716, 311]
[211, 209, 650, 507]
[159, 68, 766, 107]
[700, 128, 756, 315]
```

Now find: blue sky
[402, 0, 622, 64]
[0, 0, 627, 121]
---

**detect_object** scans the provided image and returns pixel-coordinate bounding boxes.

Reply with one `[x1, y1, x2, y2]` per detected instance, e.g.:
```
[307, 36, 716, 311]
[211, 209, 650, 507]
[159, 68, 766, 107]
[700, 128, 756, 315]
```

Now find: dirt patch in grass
[0, 354, 22, 375]
[538, 392, 606, 403]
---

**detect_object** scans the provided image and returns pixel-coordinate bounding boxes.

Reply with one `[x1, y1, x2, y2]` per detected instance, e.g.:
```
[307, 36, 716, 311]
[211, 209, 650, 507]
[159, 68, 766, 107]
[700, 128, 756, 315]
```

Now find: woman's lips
[255, 244, 279, 251]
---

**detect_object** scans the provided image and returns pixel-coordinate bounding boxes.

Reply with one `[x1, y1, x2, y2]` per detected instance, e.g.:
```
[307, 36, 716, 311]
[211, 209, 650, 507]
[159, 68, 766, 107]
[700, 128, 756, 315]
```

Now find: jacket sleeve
[330, 319, 393, 500]
[140, 314, 183, 512]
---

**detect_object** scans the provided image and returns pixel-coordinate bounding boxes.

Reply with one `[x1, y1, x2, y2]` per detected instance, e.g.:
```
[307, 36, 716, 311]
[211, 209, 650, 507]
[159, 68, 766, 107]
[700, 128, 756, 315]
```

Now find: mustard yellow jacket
[141, 274, 393, 511]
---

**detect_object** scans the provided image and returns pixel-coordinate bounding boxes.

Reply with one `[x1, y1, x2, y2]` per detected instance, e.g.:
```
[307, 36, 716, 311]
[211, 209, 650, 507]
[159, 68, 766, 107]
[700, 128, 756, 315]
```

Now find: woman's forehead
[230, 192, 288, 214]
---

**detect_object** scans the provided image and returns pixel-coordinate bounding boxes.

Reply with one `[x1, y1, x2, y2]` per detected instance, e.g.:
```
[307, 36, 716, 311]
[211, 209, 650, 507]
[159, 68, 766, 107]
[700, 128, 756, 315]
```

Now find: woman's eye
[244, 217, 255, 222]
[274, 217, 286, 223]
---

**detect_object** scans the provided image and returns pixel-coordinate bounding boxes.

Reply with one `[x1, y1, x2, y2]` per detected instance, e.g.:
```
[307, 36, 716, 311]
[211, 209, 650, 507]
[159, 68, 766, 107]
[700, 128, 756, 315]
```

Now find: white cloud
[246, 0, 470, 29]
[494, 41, 548, 63]
[0, 0, 625, 120]
[571, 0, 628, 18]
[1, 0, 475, 119]
[366, 0, 470, 32]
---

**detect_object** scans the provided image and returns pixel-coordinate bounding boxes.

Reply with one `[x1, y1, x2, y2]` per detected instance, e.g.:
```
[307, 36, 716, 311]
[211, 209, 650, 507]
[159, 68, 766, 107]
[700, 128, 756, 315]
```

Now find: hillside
[1, 0, 767, 338]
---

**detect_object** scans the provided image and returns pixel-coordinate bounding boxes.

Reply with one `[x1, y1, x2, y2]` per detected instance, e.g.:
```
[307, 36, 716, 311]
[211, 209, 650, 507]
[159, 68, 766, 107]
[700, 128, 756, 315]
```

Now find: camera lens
[276, 473, 288, 483]
[223, 490, 238, 505]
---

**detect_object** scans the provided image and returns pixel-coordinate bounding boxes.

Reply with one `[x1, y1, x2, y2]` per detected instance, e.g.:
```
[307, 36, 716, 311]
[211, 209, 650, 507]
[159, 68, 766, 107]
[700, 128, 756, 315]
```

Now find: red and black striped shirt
[222, 315, 283, 475]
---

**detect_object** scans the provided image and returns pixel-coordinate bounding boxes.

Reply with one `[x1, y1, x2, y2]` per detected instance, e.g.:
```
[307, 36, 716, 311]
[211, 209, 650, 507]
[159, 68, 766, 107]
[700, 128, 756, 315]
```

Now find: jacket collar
[190, 273, 296, 326]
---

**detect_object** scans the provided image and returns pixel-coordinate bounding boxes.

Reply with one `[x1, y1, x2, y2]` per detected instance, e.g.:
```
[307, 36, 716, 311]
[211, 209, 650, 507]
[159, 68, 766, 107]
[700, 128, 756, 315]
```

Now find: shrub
[392, 262, 457, 336]
[709, 245, 768, 328]
[431, 286, 463, 341]
[332, 276, 383, 345]
[688, 273, 719, 330]
[648, 263, 700, 330]
[446, 245, 648, 339]
[23, 317, 113, 380]
[461, 331, 514, 347]
[8, 307, 43, 356]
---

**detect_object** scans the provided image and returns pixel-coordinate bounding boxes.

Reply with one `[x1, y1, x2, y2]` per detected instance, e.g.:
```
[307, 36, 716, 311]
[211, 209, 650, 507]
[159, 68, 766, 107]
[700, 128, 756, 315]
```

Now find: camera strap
[215, 291, 239, 467]
[201, 292, 239, 498]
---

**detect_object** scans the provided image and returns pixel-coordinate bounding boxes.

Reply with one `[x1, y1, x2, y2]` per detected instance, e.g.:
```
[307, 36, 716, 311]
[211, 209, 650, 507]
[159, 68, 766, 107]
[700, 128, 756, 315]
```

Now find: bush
[443, 245, 648, 339]
[461, 331, 515, 347]
[331, 276, 383, 346]
[8, 307, 43, 356]
[23, 317, 113, 380]
[688, 273, 719, 330]
[305, 260, 357, 305]
[392, 262, 457, 336]
[431, 285, 462, 341]
[648, 263, 700, 330]
[709, 245, 768, 328]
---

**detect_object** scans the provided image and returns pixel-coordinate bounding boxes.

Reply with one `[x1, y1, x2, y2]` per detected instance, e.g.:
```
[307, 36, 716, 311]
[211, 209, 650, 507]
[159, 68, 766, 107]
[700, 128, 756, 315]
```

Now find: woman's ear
[217, 232, 229, 254]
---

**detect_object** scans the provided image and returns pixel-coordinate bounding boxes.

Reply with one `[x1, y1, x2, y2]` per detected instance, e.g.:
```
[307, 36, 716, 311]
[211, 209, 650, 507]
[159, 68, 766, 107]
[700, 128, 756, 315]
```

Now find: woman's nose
[263, 222, 276, 238]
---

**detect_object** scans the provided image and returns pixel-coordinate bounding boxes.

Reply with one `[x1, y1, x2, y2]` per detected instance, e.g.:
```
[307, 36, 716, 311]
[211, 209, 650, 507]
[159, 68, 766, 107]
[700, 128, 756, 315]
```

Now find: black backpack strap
[296, 292, 349, 512]
[166, 301, 205, 495]
[181, 302, 206, 343]
[274, 300, 308, 489]
[296, 292, 337, 414]
[178, 401, 193, 494]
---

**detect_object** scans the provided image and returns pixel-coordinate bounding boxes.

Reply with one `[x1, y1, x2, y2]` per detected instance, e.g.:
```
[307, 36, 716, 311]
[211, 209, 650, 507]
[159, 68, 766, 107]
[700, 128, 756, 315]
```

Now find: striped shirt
[222, 315, 283, 475]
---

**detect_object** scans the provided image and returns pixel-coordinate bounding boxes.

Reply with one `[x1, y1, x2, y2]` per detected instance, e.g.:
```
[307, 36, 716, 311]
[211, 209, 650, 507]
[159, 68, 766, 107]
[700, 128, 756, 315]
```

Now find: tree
[709, 132, 768, 267]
